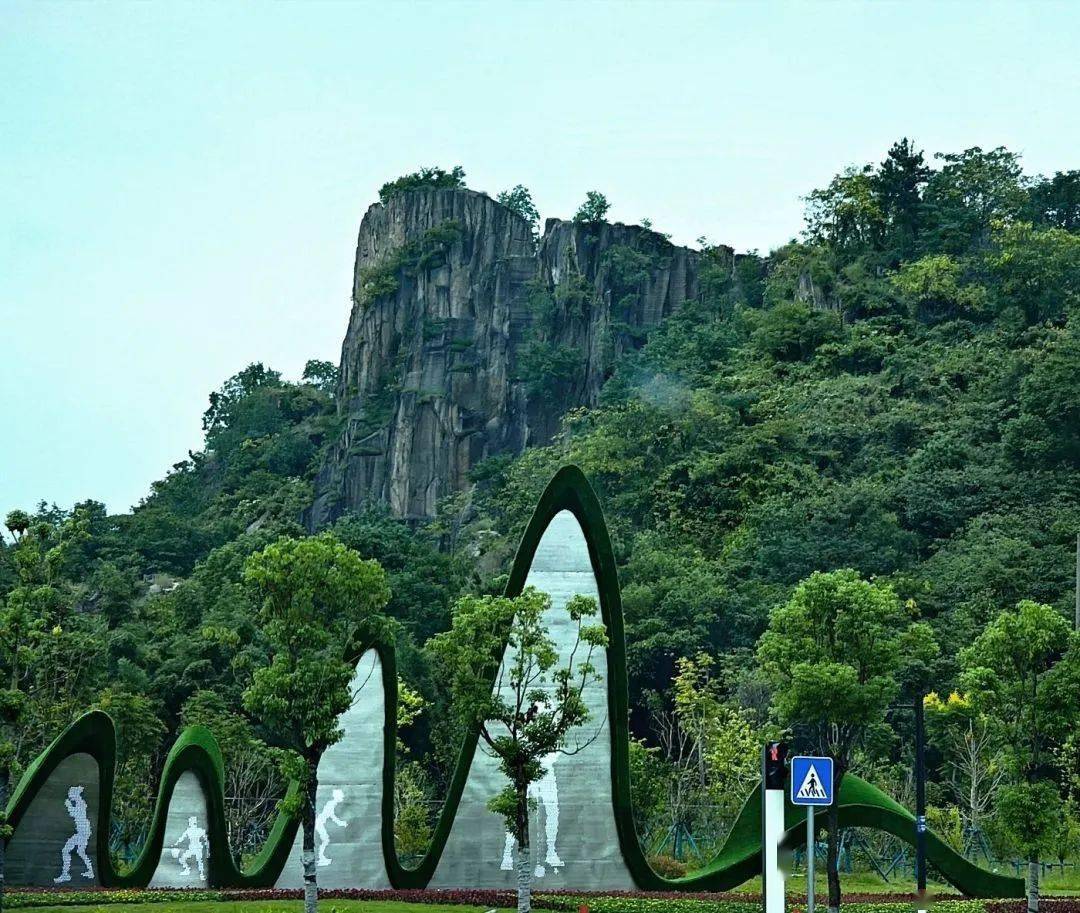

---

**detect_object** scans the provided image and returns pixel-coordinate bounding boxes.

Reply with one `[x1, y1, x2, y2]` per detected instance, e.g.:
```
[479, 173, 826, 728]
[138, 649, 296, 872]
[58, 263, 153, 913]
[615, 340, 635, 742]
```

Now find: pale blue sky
[2, 1, 1077, 516]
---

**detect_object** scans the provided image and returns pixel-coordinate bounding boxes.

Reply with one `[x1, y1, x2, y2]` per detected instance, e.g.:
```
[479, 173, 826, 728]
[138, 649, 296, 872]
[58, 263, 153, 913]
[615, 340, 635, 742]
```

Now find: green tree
[1, 510, 102, 781]
[804, 165, 885, 255]
[923, 146, 1027, 255]
[756, 570, 936, 913]
[620, 535, 727, 692]
[94, 688, 167, 865]
[202, 363, 283, 438]
[241, 533, 390, 913]
[573, 191, 610, 224]
[747, 300, 843, 361]
[430, 588, 607, 913]
[497, 185, 540, 233]
[393, 761, 434, 863]
[1006, 326, 1080, 468]
[0, 572, 38, 907]
[890, 254, 987, 323]
[3, 511, 29, 542]
[648, 653, 758, 859]
[872, 138, 931, 261]
[959, 600, 1077, 913]
[331, 510, 467, 644]
[924, 691, 1005, 850]
[1027, 170, 1080, 232]
[301, 359, 338, 395]
[987, 221, 1080, 326]
[515, 340, 585, 397]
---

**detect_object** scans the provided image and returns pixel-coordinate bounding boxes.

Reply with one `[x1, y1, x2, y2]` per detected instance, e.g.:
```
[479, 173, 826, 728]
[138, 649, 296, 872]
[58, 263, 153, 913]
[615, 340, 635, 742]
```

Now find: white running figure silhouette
[170, 815, 210, 879]
[54, 785, 94, 884]
[316, 788, 348, 867]
[500, 751, 563, 878]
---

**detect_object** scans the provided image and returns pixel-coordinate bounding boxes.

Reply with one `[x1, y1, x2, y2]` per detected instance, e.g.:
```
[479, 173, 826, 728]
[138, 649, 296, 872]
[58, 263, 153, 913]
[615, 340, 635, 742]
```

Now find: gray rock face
[309, 188, 713, 525]
[530, 217, 703, 442]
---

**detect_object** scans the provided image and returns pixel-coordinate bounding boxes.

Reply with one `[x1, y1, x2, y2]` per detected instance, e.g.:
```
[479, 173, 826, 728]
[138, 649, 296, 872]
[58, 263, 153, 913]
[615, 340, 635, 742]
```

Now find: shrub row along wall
[2, 468, 1024, 897]
[0, 893, 1048, 912]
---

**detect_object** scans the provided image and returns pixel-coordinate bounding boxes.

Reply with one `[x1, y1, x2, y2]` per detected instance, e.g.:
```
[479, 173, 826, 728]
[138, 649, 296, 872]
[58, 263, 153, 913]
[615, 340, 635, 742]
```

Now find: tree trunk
[1, 767, 8, 913]
[826, 799, 841, 913]
[515, 782, 531, 913]
[1028, 854, 1039, 913]
[302, 772, 319, 913]
[516, 841, 532, 913]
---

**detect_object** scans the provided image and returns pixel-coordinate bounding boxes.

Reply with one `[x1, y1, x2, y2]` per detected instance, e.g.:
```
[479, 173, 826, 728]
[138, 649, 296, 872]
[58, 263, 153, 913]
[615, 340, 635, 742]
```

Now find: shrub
[1, 890, 1012, 913]
[497, 185, 540, 227]
[515, 340, 585, 396]
[5, 890, 223, 908]
[574, 190, 610, 224]
[647, 854, 689, 878]
[354, 221, 464, 309]
[379, 166, 466, 203]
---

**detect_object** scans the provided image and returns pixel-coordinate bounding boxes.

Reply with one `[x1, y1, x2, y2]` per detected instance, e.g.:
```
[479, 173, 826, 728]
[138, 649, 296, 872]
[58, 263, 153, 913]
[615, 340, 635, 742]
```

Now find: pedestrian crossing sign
[791, 755, 834, 806]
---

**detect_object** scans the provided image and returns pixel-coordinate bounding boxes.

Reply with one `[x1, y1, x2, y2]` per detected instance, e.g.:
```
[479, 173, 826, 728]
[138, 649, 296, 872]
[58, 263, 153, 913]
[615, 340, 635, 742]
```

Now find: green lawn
[732, 872, 956, 894]
[9, 903, 511, 913]
[739, 866, 1080, 896]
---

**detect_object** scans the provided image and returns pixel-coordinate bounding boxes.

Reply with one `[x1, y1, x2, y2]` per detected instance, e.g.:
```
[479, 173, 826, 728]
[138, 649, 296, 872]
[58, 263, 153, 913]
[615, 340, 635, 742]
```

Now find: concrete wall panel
[429, 509, 635, 890]
[6, 753, 101, 888]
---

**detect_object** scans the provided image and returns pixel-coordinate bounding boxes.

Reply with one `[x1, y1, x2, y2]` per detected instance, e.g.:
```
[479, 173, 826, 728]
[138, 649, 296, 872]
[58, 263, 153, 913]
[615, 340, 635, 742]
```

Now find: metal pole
[807, 806, 816, 913]
[915, 694, 927, 897]
[1074, 532, 1079, 631]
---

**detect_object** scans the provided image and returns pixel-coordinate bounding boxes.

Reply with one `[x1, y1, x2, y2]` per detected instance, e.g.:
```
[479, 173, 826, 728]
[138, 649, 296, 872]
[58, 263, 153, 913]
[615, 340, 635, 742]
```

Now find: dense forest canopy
[4, 141, 1080, 876]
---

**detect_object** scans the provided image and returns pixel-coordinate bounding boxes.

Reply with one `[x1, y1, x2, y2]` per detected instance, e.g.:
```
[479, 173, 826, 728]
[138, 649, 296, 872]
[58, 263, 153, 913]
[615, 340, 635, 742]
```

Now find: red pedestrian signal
[763, 741, 788, 790]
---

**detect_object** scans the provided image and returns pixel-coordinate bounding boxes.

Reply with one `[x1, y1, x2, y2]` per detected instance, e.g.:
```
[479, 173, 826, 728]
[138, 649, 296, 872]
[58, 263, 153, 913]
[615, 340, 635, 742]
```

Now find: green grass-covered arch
[4, 466, 1023, 897]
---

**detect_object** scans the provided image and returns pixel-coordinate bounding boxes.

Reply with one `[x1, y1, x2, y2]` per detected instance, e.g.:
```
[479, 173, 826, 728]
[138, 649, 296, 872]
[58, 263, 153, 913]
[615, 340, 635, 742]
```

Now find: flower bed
[4, 887, 1069, 913]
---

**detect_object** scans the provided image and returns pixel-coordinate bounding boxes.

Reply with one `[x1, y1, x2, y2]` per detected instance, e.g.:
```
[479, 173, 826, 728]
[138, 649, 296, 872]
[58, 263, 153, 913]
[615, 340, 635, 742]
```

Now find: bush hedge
[5, 890, 223, 908]
[8, 889, 1068, 913]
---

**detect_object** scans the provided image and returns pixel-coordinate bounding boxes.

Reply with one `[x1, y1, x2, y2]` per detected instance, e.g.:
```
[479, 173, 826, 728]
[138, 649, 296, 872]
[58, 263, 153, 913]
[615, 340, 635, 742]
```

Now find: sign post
[791, 756, 834, 913]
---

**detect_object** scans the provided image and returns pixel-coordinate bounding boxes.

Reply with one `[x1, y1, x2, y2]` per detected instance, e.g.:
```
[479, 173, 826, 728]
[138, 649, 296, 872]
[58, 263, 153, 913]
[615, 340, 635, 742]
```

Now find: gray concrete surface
[6, 753, 101, 887]
[149, 770, 212, 888]
[275, 649, 391, 888]
[428, 509, 635, 890]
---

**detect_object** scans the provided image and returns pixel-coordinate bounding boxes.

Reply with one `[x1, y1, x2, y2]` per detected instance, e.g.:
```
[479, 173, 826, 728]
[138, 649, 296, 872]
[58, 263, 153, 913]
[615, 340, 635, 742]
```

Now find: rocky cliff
[308, 187, 714, 525]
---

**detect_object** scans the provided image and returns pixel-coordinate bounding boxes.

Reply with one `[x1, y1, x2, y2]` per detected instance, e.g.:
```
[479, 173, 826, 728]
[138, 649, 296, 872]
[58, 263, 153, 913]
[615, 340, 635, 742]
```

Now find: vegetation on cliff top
[378, 166, 467, 204]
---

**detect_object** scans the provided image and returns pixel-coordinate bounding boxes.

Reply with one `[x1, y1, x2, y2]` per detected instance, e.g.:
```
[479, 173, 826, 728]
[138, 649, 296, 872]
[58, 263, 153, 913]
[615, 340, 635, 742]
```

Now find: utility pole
[1074, 532, 1079, 631]
[915, 694, 927, 901]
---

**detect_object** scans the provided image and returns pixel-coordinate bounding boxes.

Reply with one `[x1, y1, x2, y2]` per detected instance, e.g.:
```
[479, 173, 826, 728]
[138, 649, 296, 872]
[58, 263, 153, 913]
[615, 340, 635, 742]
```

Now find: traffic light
[761, 741, 789, 913]
[763, 741, 788, 790]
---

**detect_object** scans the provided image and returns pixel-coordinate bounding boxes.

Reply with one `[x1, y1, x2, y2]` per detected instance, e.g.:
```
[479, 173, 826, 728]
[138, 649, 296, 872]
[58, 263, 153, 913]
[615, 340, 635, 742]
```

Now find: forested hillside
[468, 143, 1080, 709]
[4, 141, 1080, 872]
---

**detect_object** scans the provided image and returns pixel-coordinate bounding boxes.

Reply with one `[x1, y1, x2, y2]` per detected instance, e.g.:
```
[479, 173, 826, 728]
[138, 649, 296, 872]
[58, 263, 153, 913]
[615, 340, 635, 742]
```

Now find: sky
[2, 1, 1078, 517]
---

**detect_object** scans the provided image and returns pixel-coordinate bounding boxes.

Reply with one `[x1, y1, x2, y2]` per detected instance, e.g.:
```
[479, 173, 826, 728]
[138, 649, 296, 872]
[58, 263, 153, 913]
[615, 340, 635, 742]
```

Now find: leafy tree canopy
[379, 166, 466, 204]
[573, 190, 611, 224]
[497, 184, 540, 228]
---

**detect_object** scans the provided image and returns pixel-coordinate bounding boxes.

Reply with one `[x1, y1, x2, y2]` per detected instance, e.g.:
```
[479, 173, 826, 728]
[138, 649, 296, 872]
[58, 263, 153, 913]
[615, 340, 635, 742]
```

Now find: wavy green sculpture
[3, 466, 1023, 897]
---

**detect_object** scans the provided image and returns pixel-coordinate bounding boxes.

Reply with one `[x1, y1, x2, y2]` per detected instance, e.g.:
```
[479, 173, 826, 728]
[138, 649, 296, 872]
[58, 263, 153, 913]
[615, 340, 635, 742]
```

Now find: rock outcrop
[308, 187, 713, 525]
